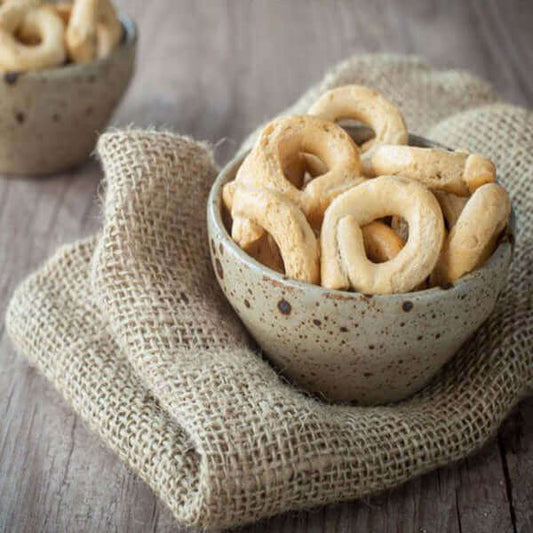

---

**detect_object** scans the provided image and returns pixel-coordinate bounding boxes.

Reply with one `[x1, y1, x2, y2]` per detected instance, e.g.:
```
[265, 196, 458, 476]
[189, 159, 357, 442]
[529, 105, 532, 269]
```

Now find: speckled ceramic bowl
[207, 127, 513, 405]
[0, 16, 136, 176]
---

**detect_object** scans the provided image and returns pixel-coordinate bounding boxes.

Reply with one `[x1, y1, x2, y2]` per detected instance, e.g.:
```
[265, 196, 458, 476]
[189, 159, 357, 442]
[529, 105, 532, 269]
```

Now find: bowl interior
[208, 125, 514, 301]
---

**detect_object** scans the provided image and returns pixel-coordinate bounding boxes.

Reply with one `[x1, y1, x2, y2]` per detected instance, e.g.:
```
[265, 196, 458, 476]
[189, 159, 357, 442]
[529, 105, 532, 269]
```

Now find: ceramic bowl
[0, 15, 136, 176]
[207, 127, 513, 405]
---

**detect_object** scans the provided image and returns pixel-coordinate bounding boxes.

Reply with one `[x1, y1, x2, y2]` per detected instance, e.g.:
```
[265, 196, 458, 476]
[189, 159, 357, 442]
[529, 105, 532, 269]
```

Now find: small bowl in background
[0, 15, 136, 176]
[207, 127, 513, 405]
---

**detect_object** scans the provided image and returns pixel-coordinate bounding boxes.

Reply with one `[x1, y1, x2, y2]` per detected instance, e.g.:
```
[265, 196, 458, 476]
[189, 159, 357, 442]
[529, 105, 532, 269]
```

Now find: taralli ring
[66, 0, 122, 64]
[0, 2, 66, 71]
[95, 0, 122, 58]
[231, 185, 320, 284]
[308, 85, 408, 173]
[362, 221, 405, 263]
[225, 114, 363, 250]
[368, 145, 496, 195]
[321, 175, 445, 293]
[431, 183, 510, 284]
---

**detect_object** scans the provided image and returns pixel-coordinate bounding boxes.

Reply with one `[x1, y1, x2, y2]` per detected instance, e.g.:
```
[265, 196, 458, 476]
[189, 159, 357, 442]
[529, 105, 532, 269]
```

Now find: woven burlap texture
[6, 54, 533, 530]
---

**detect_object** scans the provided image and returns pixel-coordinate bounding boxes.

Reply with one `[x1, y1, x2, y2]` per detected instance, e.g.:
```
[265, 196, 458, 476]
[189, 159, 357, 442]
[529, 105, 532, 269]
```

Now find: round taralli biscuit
[431, 183, 510, 284]
[0, 2, 66, 71]
[321, 175, 445, 294]
[65, 0, 122, 64]
[224, 114, 363, 250]
[308, 85, 408, 173]
[368, 145, 496, 195]
[230, 185, 320, 284]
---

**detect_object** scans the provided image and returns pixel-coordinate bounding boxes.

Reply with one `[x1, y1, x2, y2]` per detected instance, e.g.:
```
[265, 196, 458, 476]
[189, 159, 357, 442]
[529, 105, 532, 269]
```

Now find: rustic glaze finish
[0, 16, 136, 176]
[207, 132, 513, 405]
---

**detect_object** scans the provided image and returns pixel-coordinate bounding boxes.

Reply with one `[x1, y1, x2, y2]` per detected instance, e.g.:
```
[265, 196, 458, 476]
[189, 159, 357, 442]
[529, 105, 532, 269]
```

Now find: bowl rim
[208, 125, 513, 301]
[1, 14, 137, 80]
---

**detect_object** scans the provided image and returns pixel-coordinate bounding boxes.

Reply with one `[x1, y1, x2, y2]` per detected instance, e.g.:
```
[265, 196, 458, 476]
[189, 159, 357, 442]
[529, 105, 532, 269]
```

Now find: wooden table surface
[1, 1, 532, 531]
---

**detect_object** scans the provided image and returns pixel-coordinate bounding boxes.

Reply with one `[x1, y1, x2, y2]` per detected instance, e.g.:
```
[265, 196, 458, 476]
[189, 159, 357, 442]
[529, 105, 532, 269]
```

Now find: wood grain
[1, 1, 531, 531]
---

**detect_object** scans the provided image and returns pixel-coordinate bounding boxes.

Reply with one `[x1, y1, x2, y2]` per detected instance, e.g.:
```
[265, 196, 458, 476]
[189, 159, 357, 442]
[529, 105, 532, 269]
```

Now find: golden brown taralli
[431, 183, 510, 284]
[224, 114, 363, 250]
[230, 185, 320, 284]
[0, 1, 66, 71]
[321, 175, 445, 294]
[66, 0, 122, 64]
[368, 145, 496, 195]
[308, 85, 408, 174]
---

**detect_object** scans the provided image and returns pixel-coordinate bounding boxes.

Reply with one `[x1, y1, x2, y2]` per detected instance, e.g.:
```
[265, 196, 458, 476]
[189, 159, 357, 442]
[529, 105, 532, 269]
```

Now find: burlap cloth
[6, 55, 533, 530]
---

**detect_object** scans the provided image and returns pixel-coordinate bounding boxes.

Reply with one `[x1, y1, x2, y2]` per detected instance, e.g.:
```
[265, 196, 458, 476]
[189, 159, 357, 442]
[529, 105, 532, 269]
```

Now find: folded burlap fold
[6, 55, 533, 530]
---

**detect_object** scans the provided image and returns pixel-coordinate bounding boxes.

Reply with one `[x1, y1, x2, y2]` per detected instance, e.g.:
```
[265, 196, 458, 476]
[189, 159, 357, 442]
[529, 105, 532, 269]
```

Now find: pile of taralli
[223, 85, 511, 295]
[0, 0, 122, 72]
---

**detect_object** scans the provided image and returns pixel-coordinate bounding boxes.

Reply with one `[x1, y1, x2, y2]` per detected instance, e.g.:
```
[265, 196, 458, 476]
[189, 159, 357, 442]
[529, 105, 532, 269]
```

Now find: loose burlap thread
[6, 55, 533, 530]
